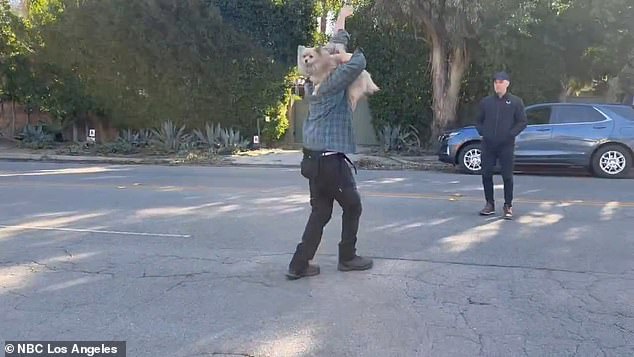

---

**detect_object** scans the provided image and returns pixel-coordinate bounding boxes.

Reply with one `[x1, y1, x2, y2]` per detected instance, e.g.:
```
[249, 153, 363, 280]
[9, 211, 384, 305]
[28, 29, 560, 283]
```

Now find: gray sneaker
[338, 256, 373, 272]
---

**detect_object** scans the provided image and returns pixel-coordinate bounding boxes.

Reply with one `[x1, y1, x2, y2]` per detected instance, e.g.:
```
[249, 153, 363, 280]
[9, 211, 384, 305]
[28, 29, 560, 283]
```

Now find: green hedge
[347, 5, 433, 142]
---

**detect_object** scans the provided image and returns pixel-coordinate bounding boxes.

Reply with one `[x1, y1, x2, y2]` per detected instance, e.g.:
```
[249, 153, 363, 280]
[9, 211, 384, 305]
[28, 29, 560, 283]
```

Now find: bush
[35, 0, 315, 136]
[262, 71, 301, 145]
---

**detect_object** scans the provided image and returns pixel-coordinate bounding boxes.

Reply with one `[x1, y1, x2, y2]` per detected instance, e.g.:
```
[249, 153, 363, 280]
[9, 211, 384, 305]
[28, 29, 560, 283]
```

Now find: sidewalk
[0, 145, 451, 171]
[229, 149, 406, 168]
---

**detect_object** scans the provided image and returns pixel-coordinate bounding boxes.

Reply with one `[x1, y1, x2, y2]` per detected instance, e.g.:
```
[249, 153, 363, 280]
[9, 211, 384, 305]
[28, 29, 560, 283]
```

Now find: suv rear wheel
[591, 144, 632, 178]
[458, 143, 483, 175]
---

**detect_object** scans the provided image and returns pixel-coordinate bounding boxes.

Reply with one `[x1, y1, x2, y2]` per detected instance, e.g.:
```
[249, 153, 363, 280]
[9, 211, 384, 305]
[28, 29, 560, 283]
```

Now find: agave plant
[193, 122, 223, 149]
[378, 124, 402, 152]
[137, 128, 153, 147]
[221, 127, 249, 146]
[22, 124, 54, 148]
[118, 129, 139, 144]
[216, 127, 250, 154]
[150, 120, 190, 153]
[378, 124, 425, 154]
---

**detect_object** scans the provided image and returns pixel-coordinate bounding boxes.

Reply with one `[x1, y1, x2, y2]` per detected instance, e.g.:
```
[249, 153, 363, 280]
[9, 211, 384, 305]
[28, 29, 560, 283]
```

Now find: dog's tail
[367, 81, 380, 94]
[365, 77, 380, 96]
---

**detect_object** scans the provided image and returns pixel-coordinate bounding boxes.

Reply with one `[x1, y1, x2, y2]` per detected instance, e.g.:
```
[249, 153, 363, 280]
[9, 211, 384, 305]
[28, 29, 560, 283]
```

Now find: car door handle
[593, 125, 607, 129]
[536, 128, 551, 132]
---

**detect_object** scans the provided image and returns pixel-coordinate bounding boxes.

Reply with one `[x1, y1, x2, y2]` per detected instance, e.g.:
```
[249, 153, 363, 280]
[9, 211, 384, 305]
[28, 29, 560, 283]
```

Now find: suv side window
[552, 106, 606, 124]
[526, 106, 552, 125]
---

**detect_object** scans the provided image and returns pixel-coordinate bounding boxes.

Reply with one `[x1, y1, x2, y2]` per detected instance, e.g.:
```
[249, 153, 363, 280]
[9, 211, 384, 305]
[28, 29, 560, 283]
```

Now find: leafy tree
[369, 0, 634, 141]
[373, 0, 486, 141]
[478, 0, 634, 101]
[1, 0, 33, 134]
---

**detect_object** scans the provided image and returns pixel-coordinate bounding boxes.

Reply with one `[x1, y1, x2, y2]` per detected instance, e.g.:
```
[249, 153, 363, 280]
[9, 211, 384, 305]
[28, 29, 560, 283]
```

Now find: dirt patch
[354, 156, 456, 172]
[0, 137, 17, 149]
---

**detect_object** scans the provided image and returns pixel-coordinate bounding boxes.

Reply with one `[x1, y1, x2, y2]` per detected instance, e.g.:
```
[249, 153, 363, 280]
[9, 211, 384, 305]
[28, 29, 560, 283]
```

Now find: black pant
[481, 141, 515, 206]
[289, 151, 362, 271]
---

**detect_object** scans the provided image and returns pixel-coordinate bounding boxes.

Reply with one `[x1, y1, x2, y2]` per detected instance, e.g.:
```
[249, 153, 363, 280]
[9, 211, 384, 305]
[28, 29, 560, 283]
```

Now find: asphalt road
[1, 161, 633, 357]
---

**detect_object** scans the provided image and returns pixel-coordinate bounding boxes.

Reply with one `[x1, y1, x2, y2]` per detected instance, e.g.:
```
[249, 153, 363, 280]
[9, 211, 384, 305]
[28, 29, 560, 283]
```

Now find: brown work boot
[503, 204, 513, 220]
[338, 255, 373, 272]
[286, 263, 320, 280]
[479, 202, 495, 216]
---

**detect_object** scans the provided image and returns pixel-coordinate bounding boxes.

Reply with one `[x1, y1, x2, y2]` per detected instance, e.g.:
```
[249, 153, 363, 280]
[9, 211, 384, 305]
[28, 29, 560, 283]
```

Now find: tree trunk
[605, 77, 622, 103]
[559, 80, 574, 102]
[73, 122, 78, 142]
[11, 100, 16, 137]
[429, 37, 469, 143]
[0, 100, 4, 134]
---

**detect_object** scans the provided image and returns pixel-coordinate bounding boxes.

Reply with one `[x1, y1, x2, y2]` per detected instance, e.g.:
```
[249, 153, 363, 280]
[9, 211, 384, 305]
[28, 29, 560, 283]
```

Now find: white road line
[79, 175, 130, 180]
[0, 225, 191, 238]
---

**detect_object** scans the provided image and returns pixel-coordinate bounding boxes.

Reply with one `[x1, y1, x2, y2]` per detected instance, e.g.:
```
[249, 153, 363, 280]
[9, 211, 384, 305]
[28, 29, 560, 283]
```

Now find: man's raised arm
[328, 5, 354, 51]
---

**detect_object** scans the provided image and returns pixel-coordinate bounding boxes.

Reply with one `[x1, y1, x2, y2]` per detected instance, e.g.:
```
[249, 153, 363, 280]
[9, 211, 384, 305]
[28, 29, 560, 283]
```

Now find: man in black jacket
[475, 71, 528, 219]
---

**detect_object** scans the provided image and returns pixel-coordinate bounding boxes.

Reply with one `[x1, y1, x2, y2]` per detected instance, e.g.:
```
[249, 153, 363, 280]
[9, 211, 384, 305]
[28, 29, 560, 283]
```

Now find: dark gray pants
[481, 141, 515, 206]
[289, 151, 362, 271]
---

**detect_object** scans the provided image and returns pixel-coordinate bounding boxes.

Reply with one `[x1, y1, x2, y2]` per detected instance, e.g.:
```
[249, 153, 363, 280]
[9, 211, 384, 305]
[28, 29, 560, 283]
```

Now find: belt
[302, 148, 358, 174]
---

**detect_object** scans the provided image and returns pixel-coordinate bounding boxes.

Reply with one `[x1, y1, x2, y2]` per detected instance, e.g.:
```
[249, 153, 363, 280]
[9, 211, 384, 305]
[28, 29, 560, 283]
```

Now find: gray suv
[437, 103, 634, 178]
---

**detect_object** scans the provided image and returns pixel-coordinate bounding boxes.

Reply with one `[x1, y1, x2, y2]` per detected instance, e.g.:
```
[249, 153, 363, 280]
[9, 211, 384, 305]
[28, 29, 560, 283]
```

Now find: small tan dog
[298, 44, 379, 111]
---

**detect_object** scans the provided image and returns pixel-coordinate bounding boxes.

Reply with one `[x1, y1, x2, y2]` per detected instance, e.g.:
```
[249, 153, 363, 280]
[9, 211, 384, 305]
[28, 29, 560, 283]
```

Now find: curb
[388, 156, 419, 165]
[0, 153, 298, 167]
[0, 153, 452, 172]
[0, 153, 173, 165]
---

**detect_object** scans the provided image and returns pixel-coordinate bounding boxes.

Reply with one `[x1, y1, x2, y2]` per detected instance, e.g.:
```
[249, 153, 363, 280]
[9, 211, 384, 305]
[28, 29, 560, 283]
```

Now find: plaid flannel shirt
[302, 30, 366, 154]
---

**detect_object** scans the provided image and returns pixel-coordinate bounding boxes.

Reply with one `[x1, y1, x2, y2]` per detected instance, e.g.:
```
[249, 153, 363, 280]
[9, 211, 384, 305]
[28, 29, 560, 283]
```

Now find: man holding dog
[286, 6, 373, 279]
[476, 71, 528, 220]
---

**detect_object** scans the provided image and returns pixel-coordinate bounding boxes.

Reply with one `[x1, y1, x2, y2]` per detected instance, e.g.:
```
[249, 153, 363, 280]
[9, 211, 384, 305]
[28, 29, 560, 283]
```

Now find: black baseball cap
[493, 71, 510, 81]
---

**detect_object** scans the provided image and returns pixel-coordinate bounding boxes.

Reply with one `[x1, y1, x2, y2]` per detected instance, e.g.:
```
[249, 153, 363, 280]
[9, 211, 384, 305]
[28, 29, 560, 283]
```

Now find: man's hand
[340, 5, 354, 18]
[334, 5, 354, 31]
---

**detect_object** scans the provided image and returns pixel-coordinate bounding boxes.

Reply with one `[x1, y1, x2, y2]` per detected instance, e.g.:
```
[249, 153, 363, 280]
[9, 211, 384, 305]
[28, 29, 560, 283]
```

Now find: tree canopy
[0, 0, 632, 144]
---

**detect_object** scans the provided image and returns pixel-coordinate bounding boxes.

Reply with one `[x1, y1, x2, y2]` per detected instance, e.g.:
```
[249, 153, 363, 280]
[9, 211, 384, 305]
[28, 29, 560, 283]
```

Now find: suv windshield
[601, 106, 634, 120]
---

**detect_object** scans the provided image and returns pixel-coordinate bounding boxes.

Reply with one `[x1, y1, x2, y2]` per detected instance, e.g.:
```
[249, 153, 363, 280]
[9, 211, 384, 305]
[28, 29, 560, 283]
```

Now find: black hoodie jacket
[475, 92, 528, 147]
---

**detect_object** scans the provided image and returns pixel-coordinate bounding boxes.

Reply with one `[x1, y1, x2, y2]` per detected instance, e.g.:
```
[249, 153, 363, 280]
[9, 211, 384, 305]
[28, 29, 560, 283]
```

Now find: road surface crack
[458, 310, 484, 355]
[467, 297, 492, 306]
[367, 255, 619, 276]
[154, 254, 238, 264]
[5, 290, 29, 298]
[31, 260, 58, 272]
[30, 260, 115, 277]
[139, 271, 212, 279]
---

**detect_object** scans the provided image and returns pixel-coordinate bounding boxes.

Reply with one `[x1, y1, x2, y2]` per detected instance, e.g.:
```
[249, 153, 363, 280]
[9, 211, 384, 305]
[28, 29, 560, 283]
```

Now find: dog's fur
[298, 44, 379, 112]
